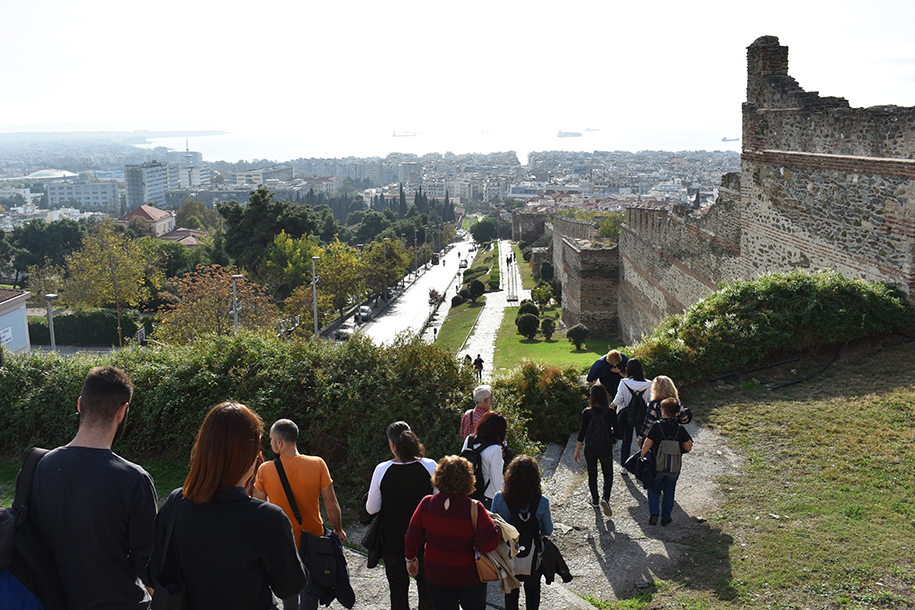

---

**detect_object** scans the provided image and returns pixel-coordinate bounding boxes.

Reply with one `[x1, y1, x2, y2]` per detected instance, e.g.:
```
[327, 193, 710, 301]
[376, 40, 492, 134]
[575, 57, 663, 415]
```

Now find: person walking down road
[473, 354, 484, 381]
[32, 366, 158, 610]
[574, 384, 617, 516]
[492, 456, 554, 610]
[253, 419, 347, 610]
[365, 422, 437, 610]
[612, 359, 652, 474]
[149, 403, 306, 610]
[405, 456, 500, 610]
[640, 398, 693, 526]
[637, 375, 692, 447]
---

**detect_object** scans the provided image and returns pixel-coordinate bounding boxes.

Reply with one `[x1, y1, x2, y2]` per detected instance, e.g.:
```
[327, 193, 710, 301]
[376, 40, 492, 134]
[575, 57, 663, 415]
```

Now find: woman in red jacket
[405, 455, 500, 610]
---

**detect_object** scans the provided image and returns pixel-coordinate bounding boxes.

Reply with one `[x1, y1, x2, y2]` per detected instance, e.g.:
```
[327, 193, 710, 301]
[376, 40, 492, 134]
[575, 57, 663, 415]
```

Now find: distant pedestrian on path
[473, 354, 484, 381]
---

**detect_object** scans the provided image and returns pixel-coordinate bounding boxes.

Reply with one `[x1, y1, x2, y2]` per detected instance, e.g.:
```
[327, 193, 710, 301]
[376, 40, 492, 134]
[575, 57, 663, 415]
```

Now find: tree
[469, 217, 498, 243]
[599, 212, 624, 238]
[154, 265, 278, 344]
[24, 262, 67, 306]
[539, 261, 554, 283]
[469, 279, 486, 302]
[398, 183, 407, 219]
[317, 238, 359, 315]
[517, 301, 538, 320]
[531, 283, 553, 313]
[261, 231, 323, 300]
[11, 218, 84, 282]
[540, 317, 556, 341]
[176, 199, 219, 229]
[65, 219, 160, 346]
[285, 283, 333, 338]
[516, 313, 540, 340]
[566, 323, 590, 350]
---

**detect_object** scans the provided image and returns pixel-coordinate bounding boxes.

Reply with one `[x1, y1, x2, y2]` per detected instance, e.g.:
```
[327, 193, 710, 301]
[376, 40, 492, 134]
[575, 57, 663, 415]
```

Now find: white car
[357, 305, 373, 322]
[459, 260, 469, 268]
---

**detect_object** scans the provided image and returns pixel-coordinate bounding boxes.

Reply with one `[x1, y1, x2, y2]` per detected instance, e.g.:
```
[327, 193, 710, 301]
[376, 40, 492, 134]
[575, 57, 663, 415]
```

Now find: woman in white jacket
[612, 359, 652, 473]
[460, 411, 506, 509]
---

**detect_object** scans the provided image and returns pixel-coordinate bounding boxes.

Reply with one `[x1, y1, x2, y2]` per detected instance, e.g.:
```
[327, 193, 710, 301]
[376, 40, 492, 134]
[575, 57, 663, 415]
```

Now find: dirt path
[340, 420, 742, 609]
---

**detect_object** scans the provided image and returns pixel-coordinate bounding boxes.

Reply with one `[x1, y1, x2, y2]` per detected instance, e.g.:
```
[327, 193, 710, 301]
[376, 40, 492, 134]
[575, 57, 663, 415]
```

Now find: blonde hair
[651, 375, 679, 402]
[605, 350, 623, 366]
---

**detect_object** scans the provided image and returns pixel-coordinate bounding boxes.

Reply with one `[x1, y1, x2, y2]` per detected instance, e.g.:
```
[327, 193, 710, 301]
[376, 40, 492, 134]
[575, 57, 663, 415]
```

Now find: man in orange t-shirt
[254, 419, 346, 610]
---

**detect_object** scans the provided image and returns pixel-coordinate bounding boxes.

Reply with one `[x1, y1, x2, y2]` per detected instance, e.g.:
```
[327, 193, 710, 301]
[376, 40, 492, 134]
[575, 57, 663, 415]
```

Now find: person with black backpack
[611, 359, 652, 476]
[640, 398, 693, 526]
[459, 411, 507, 510]
[574, 384, 617, 515]
[492, 456, 553, 610]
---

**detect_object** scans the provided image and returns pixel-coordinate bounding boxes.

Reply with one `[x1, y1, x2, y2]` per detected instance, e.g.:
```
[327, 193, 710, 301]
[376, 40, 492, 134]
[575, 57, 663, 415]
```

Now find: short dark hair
[475, 411, 507, 445]
[79, 366, 133, 427]
[431, 455, 476, 496]
[271, 419, 299, 444]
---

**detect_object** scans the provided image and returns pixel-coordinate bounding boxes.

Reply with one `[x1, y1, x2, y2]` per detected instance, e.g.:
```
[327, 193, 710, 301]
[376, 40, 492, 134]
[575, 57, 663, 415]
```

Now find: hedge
[29, 308, 142, 347]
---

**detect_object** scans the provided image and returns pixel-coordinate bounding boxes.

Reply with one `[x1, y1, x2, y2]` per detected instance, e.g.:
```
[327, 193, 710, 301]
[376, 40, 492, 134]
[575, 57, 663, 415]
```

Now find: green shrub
[493, 361, 587, 445]
[566, 324, 589, 349]
[516, 313, 540, 340]
[541, 318, 556, 340]
[517, 302, 539, 319]
[29, 308, 140, 347]
[451, 295, 464, 307]
[632, 270, 915, 382]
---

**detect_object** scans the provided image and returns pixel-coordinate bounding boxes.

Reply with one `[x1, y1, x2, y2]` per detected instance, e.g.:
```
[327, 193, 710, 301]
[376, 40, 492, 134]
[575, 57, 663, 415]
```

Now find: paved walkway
[458, 239, 530, 382]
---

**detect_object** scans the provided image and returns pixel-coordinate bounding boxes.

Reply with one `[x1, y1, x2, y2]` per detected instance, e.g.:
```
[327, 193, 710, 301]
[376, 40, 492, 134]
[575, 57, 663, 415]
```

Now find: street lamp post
[231, 274, 243, 332]
[311, 256, 320, 339]
[45, 294, 59, 353]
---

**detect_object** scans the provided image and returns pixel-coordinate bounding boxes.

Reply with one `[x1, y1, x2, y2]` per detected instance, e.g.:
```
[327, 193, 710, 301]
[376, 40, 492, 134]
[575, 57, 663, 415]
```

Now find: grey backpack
[655, 423, 682, 473]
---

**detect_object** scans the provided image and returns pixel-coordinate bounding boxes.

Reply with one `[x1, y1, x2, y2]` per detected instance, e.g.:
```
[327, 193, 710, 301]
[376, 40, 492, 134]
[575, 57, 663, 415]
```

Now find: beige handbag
[470, 500, 500, 582]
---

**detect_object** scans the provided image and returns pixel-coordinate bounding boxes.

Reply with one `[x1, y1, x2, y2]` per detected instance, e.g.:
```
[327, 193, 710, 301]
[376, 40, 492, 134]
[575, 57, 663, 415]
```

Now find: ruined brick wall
[618, 35, 915, 343]
[552, 216, 599, 241]
[617, 179, 744, 343]
[512, 211, 548, 243]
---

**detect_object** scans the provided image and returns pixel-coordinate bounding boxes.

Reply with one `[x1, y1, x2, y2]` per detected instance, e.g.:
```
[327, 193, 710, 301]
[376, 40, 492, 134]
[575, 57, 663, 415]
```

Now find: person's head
[78, 366, 133, 430]
[270, 419, 299, 454]
[431, 455, 476, 496]
[475, 411, 507, 444]
[502, 455, 542, 509]
[184, 402, 264, 504]
[651, 375, 679, 402]
[625, 358, 646, 381]
[605, 349, 623, 367]
[590, 384, 610, 409]
[660, 397, 680, 418]
[473, 384, 493, 407]
[387, 420, 425, 461]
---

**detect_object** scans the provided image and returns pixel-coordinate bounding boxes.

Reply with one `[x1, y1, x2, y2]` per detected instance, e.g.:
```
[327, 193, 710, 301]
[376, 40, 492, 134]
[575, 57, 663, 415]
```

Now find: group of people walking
[579, 350, 694, 526]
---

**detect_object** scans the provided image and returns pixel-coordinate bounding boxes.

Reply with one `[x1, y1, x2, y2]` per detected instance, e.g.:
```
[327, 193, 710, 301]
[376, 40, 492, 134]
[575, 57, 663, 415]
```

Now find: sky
[2, 0, 914, 163]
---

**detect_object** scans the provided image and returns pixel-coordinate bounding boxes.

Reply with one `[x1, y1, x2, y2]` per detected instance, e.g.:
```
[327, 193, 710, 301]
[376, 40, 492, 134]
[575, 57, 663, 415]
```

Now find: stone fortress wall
[547, 36, 915, 345]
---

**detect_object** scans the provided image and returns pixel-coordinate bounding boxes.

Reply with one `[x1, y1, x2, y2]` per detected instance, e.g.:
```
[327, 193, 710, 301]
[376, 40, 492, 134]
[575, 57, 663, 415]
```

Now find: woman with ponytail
[365, 421, 437, 610]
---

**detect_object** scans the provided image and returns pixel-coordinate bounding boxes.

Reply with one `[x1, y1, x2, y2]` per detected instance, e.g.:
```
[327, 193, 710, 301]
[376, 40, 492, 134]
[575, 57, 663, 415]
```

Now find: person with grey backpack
[639, 398, 693, 526]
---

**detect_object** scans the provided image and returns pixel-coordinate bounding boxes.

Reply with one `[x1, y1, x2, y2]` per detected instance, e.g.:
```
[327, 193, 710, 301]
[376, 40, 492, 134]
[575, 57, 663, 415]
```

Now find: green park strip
[492, 306, 622, 374]
[434, 300, 485, 355]
[511, 243, 535, 290]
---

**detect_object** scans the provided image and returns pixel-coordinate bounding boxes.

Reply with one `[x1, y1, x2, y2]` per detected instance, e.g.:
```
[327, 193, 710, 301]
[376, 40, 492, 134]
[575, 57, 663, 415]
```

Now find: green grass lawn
[492, 306, 623, 375]
[511, 243, 535, 290]
[435, 300, 485, 355]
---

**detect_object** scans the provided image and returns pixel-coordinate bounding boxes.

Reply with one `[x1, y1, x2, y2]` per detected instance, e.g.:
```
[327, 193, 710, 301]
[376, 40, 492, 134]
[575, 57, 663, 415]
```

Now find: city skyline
[2, 1, 914, 163]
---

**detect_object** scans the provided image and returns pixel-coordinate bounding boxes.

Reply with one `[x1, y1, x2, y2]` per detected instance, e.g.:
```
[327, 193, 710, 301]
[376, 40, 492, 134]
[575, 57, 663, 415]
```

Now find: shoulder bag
[470, 500, 500, 582]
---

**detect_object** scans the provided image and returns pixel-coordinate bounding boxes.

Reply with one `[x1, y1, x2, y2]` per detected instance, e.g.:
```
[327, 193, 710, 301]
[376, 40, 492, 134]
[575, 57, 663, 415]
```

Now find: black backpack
[506, 497, 542, 576]
[584, 405, 614, 457]
[0, 448, 67, 610]
[622, 383, 648, 429]
[459, 435, 497, 501]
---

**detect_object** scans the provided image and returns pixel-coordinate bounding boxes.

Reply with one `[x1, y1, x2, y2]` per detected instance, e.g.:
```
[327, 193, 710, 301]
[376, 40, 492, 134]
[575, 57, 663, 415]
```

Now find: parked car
[459, 259, 468, 268]
[357, 305, 373, 322]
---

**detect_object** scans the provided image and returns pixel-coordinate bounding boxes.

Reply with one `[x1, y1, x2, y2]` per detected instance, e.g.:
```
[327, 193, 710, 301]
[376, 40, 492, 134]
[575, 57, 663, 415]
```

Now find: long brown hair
[502, 455, 542, 511]
[183, 402, 263, 504]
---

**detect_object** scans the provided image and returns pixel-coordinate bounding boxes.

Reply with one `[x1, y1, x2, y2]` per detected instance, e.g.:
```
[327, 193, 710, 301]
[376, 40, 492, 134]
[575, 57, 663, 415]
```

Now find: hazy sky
[2, 0, 914, 160]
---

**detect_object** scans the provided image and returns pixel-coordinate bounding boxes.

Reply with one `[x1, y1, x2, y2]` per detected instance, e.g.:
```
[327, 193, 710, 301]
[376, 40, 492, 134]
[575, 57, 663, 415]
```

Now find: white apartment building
[47, 181, 119, 209]
[125, 161, 176, 208]
[178, 164, 211, 188]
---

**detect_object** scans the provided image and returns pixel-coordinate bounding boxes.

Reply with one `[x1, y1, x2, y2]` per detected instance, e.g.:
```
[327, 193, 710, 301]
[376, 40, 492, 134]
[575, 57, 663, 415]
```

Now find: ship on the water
[557, 131, 582, 138]
[722, 137, 739, 142]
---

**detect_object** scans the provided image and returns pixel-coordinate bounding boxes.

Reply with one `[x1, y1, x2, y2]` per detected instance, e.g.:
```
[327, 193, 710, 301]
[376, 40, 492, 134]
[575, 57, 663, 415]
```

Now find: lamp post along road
[231, 274, 243, 332]
[45, 294, 59, 352]
[311, 256, 320, 339]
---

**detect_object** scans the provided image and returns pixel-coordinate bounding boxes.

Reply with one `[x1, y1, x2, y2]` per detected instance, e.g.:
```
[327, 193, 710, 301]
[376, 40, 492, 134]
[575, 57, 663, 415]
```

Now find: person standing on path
[460, 385, 493, 440]
[574, 384, 617, 516]
[612, 359, 652, 473]
[640, 398, 693, 526]
[31, 365, 158, 610]
[586, 349, 629, 396]
[254, 419, 347, 610]
[473, 354, 484, 381]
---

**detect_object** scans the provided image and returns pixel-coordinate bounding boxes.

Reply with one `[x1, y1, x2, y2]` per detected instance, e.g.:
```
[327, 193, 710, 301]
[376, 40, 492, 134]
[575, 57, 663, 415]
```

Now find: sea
[135, 127, 741, 165]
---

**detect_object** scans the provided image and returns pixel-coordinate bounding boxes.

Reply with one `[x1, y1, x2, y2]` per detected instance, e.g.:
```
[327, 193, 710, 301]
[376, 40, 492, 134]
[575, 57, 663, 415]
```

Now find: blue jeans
[283, 572, 319, 610]
[618, 423, 637, 467]
[647, 471, 680, 521]
[425, 580, 487, 610]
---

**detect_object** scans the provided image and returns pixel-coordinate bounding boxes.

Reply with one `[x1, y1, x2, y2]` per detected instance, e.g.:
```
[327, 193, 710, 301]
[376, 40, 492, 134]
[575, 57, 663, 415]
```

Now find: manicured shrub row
[0, 332, 561, 503]
[28, 308, 143, 347]
[633, 270, 915, 382]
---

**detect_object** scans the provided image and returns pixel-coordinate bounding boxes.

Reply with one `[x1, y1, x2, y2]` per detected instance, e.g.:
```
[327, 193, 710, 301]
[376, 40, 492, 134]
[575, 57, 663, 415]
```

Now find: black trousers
[585, 451, 613, 503]
[505, 567, 543, 610]
[383, 546, 431, 610]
